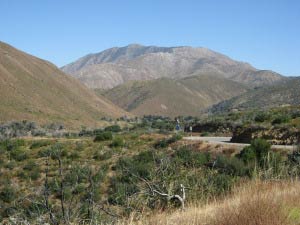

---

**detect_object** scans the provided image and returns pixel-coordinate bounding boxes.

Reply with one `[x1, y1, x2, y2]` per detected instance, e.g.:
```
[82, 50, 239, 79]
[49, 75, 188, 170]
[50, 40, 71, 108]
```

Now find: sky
[0, 0, 299, 76]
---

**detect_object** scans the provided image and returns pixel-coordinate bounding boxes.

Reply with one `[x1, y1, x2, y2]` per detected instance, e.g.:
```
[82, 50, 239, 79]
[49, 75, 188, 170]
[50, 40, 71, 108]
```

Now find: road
[183, 136, 297, 150]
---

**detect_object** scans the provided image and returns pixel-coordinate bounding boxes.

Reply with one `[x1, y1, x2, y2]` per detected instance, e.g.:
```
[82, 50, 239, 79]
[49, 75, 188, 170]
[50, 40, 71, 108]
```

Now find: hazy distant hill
[208, 77, 300, 113]
[100, 74, 248, 117]
[62, 44, 284, 89]
[0, 41, 128, 128]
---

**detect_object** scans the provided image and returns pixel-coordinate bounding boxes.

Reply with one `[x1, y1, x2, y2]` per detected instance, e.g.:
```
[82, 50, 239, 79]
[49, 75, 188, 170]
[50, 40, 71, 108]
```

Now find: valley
[0, 42, 299, 225]
[0, 111, 300, 224]
[1, 0, 300, 224]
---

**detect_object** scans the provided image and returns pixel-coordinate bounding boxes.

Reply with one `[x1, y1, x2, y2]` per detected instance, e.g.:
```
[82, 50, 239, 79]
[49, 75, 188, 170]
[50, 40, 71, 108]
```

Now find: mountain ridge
[208, 76, 300, 113]
[62, 44, 284, 89]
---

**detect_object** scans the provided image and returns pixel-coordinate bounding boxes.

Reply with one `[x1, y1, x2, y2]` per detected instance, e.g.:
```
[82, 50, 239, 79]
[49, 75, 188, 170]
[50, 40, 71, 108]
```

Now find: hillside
[100, 75, 248, 117]
[209, 77, 300, 113]
[62, 44, 284, 89]
[0, 41, 128, 128]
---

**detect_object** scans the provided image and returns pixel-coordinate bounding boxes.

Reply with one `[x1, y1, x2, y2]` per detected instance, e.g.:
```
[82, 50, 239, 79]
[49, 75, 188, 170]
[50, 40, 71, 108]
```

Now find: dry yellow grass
[118, 180, 300, 225]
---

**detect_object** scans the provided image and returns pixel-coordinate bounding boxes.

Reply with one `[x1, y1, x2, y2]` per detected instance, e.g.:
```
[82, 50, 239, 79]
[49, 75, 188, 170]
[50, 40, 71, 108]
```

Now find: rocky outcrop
[189, 121, 235, 135]
[231, 125, 300, 145]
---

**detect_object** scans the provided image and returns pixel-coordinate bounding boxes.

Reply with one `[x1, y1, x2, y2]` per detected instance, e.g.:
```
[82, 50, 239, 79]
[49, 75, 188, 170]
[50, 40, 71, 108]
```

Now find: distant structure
[175, 118, 181, 131]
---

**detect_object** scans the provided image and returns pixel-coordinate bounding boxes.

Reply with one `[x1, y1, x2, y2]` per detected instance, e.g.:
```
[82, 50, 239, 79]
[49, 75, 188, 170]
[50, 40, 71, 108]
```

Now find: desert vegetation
[0, 116, 299, 224]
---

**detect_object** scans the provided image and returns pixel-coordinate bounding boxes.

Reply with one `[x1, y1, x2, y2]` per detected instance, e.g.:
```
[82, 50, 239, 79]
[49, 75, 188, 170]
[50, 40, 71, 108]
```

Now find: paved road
[183, 136, 296, 150]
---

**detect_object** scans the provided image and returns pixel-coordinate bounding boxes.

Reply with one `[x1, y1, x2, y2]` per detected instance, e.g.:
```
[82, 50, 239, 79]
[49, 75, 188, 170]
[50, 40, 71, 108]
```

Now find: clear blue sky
[0, 0, 299, 76]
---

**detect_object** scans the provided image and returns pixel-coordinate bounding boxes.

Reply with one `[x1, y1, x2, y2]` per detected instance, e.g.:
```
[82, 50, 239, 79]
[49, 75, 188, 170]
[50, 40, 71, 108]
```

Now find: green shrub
[30, 140, 52, 149]
[28, 170, 40, 181]
[23, 160, 37, 171]
[151, 120, 174, 131]
[50, 143, 67, 160]
[254, 112, 269, 122]
[93, 132, 113, 142]
[238, 138, 271, 166]
[10, 149, 28, 161]
[108, 180, 138, 205]
[288, 148, 300, 165]
[175, 147, 210, 168]
[238, 146, 256, 163]
[209, 173, 235, 194]
[251, 138, 271, 162]
[75, 142, 84, 152]
[168, 134, 182, 143]
[264, 151, 284, 173]
[63, 187, 73, 201]
[93, 128, 104, 135]
[214, 155, 248, 176]
[17, 171, 27, 179]
[24, 201, 46, 218]
[0, 139, 25, 151]
[0, 185, 16, 203]
[115, 152, 154, 179]
[272, 115, 291, 125]
[37, 148, 52, 157]
[154, 134, 182, 149]
[104, 125, 121, 133]
[201, 132, 209, 137]
[93, 150, 113, 161]
[73, 183, 86, 195]
[292, 111, 300, 119]
[114, 157, 132, 171]
[134, 150, 154, 164]
[69, 151, 80, 160]
[154, 139, 168, 148]
[4, 161, 16, 170]
[110, 137, 124, 148]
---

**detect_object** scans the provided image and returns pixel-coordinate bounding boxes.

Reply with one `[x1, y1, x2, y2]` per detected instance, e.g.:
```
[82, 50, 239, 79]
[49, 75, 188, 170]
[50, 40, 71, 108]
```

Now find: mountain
[0, 41, 129, 128]
[208, 77, 300, 113]
[100, 74, 248, 117]
[62, 44, 284, 89]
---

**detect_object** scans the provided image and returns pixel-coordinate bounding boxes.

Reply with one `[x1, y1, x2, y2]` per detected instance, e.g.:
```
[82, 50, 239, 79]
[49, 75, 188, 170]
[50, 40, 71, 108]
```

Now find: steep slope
[100, 75, 248, 117]
[209, 77, 300, 113]
[62, 44, 284, 89]
[0, 41, 128, 128]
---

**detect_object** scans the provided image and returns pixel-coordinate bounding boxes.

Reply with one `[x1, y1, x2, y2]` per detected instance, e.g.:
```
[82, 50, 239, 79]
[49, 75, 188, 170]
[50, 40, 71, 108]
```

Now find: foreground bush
[238, 138, 271, 165]
[214, 155, 248, 176]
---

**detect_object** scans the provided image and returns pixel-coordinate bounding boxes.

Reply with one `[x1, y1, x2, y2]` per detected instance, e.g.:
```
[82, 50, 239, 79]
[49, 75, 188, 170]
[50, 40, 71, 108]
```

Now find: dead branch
[123, 168, 187, 210]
